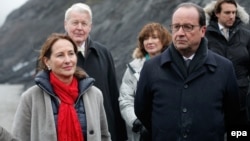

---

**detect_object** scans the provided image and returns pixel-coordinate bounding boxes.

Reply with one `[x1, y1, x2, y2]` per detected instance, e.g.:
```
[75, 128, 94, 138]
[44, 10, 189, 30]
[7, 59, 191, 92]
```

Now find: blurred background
[0, 0, 249, 132]
[0, 0, 28, 26]
[0, 0, 250, 88]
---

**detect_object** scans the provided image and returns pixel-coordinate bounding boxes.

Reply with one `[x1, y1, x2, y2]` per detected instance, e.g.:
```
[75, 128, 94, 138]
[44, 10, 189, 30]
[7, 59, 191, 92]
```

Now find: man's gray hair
[65, 3, 92, 23]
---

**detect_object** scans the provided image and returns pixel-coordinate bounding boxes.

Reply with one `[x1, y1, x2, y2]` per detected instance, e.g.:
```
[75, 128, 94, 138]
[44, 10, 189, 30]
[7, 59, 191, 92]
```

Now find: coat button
[184, 84, 188, 88]
[89, 130, 94, 134]
[183, 133, 188, 138]
[182, 108, 187, 113]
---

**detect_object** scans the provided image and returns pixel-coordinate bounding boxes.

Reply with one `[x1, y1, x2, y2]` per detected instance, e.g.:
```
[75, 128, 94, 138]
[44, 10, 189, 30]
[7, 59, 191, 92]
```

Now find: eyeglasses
[169, 24, 200, 32]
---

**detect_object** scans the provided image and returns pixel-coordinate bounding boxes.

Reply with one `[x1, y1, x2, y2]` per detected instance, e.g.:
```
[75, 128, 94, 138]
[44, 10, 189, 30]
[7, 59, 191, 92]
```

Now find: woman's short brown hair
[133, 22, 172, 58]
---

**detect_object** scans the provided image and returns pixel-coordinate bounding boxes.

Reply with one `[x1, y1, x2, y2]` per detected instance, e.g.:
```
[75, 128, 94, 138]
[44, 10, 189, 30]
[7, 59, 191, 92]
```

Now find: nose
[145, 37, 154, 43]
[148, 37, 154, 42]
[76, 23, 83, 29]
[229, 12, 236, 18]
[64, 55, 71, 63]
[230, 14, 235, 18]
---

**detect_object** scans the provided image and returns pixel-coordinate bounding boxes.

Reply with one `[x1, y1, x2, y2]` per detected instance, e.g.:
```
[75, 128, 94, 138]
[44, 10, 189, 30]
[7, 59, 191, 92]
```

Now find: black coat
[206, 19, 250, 112]
[77, 37, 127, 141]
[135, 39, 240, 141]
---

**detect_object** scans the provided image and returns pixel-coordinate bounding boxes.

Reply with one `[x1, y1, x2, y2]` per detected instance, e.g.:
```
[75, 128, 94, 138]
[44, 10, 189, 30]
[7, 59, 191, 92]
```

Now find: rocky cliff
[0, 0, 249, 89]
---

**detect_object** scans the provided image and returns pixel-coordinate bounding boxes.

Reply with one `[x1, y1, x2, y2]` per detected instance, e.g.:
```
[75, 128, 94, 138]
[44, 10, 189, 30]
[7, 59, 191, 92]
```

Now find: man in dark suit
[135, 2, 240, 141]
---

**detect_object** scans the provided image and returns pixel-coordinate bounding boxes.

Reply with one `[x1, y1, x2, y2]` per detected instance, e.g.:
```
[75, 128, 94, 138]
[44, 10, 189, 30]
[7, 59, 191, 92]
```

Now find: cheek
[72, 56, 77, 64]
[156, 41, 163, 48]
[172, 35, 178, 41]
[67, 29, 75, 37]
[85, 27, 91, 34]
[65, 25, 72, 33]
[50, 61, 60, 70]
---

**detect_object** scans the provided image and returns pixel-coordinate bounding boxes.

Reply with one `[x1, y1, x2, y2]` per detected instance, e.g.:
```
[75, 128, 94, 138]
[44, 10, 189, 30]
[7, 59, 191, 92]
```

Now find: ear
[44, 57, 50, 68]
[201, 26, 207, 37]
[89, 23, 92, 31]
[64, 20, 68, 33]
[215, 12, 220, 18]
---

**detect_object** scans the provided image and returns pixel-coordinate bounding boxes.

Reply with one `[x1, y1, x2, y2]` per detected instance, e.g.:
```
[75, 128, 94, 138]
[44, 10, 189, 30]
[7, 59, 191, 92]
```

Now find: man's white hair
[65, 3, 92, 23]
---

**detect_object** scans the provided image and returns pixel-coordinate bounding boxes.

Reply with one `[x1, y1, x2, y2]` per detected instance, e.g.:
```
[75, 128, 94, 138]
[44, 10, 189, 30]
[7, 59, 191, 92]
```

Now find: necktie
[185, 59, 191, 67]
[221, 28, 229, 40]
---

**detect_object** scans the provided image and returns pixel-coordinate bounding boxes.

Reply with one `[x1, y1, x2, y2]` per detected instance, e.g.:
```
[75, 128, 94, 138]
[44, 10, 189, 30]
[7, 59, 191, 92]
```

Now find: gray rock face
[0, 0, 250, 88]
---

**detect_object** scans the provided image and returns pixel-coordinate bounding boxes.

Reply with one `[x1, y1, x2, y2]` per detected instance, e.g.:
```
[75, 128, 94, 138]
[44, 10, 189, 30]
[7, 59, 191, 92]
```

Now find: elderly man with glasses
[134, 2, 241, 141]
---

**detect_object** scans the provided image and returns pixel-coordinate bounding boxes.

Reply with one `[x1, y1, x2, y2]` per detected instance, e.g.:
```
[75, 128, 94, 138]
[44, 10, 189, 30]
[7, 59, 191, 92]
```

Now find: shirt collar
[183, 54, 195, 61]
[80, 42, 85, 49]
[218, 23, 226, 31]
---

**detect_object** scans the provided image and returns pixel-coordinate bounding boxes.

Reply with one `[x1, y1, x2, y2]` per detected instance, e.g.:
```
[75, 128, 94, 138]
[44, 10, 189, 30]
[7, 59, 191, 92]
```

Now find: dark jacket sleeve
[101, 47, 127, 141]
[134, 61, 152, 131]
[106, 49, 128, 140]
[224, 62, 241, 130]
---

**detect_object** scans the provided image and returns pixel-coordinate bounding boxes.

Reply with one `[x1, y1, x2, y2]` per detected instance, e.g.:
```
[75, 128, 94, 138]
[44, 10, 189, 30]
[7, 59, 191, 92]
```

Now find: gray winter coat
[11, 71, 111, 141]
[119, 58, 145, 141]
[0, 126, 18, 141]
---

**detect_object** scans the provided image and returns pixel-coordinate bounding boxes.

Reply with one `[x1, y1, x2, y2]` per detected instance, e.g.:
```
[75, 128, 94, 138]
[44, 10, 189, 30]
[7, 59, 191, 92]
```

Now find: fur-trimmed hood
[204, 1, 249, 25]
[132, 47, 144, 59]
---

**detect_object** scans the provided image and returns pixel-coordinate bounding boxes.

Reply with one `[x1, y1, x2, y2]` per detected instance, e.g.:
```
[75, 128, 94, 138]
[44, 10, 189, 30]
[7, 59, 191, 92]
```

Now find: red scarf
[50, 72, 84, 141]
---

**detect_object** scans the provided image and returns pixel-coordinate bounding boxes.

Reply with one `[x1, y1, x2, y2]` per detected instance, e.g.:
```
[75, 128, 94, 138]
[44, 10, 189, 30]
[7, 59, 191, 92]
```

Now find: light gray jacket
[12, 76, 111, 141]
[0, 126, 18, 141]
[119, 58, 145, 141]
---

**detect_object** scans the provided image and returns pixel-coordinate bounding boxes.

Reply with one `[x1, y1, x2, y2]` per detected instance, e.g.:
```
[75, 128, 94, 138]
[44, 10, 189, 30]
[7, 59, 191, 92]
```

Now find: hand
[139, 126, 151, 141]
[132, 119, 143, 133]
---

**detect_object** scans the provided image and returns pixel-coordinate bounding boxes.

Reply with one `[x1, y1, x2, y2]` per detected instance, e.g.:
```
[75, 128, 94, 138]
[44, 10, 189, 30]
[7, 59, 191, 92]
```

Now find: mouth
[63, 66, 73, 71]
[146, 45, 155, 49]
[75, 34, 83, 37]
[74, 32, 84, 37]
[176, 40, 187, 44]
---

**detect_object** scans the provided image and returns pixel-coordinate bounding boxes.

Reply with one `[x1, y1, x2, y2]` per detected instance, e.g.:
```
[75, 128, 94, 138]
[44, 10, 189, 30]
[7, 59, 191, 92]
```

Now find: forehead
[220, 3, 237, 11]
[144, 30, 158, 36]
[172, 7, 199, 24]
[51, 39, 74, 53]
[68, 11, 91, 21]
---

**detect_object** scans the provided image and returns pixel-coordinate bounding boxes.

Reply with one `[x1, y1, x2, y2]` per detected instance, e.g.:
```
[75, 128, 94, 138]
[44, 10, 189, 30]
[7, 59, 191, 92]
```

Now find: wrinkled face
[45, 39, 77, 81]
[143, 31, 163, 57]
[216, 3, 236, 28]
[171, 7, 206, 57]
[64, 11, 92, 46]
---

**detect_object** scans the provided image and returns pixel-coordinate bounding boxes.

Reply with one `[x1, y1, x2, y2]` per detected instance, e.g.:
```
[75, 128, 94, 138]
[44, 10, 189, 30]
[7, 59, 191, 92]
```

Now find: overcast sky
[0, 0, 28, 26]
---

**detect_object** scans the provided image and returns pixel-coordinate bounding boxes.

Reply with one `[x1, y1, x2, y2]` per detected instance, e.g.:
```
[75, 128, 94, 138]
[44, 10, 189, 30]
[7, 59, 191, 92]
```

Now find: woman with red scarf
[12, 33, 111, 141]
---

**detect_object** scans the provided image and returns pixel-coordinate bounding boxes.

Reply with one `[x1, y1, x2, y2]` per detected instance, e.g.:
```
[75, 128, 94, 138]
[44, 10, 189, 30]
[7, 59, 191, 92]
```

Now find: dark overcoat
[206, 18, 250, 111]
[77, 37, 127, 141]
[204, 1, 250, 122]
[135, 39, 240, 141]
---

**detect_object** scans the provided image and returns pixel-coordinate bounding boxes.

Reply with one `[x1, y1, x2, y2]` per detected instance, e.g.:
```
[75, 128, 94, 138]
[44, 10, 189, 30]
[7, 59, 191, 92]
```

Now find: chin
[75, 39, 84, 43]
[176, 45, 188, 49]
[63, 71, 74, 76]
